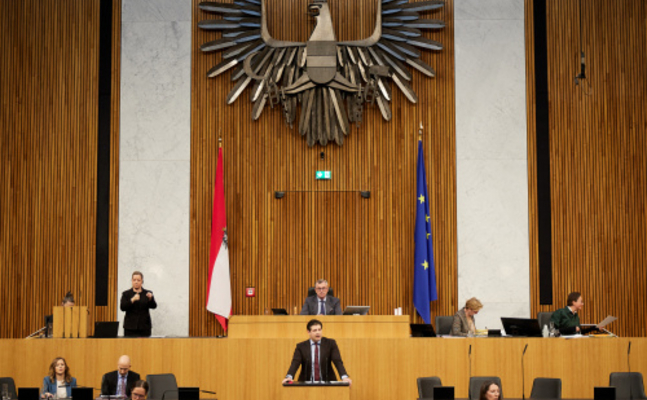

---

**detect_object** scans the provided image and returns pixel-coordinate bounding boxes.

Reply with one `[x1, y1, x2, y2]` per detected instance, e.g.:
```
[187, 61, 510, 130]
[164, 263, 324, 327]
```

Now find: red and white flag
[206, 147, 232, 331]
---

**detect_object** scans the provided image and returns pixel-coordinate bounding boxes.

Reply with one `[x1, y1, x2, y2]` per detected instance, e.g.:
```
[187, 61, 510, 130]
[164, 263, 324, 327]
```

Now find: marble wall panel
[118, 0, 191, 337]
[455, 0, 530, 329]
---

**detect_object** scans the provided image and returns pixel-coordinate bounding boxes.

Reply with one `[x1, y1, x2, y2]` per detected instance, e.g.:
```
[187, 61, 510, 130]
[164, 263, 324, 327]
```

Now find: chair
[469, 377, 502, 400]
[435, 316, 453, 336]
[417, 376, 442, 399]
[0, 377, 18, 400]
[537, 312, 553, 331]
[307, 287, 334, 297]
[610, 372, 647, 400]
[146, 374, 178, 400]
[530, 378, 562, 399]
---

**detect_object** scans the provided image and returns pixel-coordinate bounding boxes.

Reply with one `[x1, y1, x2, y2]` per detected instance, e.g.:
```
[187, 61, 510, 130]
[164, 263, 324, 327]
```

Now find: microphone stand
[468, 345, 472, 381]
[26, 326, 48, 339]
[522, 344, 528, 400]
[628, 341, 633, 400]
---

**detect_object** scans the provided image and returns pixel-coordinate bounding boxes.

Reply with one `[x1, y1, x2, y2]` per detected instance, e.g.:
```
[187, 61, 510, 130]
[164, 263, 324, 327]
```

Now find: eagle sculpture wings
[198, 0, 445, 146]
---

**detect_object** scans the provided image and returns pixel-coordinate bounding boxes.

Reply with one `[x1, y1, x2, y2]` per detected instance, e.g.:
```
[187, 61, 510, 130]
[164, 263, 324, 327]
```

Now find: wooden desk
[228, 315, 410, 338]
[1, 337, 646, 400]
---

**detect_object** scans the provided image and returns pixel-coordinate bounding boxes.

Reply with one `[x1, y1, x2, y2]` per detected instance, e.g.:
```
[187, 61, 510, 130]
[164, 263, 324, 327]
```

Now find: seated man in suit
[300, 279, 342, 315]
[282, 319, 351, 385]
[101, 355, 141, 397]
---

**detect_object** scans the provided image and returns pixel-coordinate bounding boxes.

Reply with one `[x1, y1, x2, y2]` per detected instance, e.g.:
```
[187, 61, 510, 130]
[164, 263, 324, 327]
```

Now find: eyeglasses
[131, 393, 146, 399]
[315, 287, 327, 291]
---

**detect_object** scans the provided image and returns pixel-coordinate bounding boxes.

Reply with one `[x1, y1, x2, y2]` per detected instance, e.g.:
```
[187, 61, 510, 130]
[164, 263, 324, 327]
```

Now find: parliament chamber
[2, 1, 647, 400]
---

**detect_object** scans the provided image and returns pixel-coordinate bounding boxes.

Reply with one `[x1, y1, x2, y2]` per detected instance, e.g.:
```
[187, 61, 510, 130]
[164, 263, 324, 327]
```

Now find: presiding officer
[101, 355, 141, 397]
[282, 319, 351, 385]
[551, 291, 595, 335]
[120, 271, 157, 337]
[300, 279, 342, 315]
[451, 297, 483, 336]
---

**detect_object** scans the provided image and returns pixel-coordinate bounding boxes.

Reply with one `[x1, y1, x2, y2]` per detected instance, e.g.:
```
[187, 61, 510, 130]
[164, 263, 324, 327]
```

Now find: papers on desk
[561, 334, 590, 339]
[581, 315, 617, 329]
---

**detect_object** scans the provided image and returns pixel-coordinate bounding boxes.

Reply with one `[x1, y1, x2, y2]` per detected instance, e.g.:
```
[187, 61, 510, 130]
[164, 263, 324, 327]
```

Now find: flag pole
[418, 121, 423, 141]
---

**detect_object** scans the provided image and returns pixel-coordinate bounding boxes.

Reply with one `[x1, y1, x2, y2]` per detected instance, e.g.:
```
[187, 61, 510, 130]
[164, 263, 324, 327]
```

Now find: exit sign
[316, 171, 331, 180]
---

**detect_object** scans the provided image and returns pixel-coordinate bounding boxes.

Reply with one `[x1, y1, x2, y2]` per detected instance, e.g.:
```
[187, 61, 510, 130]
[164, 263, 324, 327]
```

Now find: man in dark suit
[101, 355, 141, 397]
[282, 319, 351, 385]
[300, 280, 342, 315]
[120, 271, 157, 337]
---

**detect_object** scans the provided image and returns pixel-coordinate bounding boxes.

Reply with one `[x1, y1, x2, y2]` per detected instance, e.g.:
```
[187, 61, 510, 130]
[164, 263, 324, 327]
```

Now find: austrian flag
[206, 147, 232, 330]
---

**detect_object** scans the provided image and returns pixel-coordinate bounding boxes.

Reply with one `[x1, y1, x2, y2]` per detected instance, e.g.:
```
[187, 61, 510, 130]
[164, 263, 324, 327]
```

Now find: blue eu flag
[413, 140, 438, 324]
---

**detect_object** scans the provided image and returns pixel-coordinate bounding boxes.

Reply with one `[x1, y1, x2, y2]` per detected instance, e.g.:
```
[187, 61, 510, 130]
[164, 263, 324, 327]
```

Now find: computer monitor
[342, 306, 370, 315]
[594, 387, 615, 400]
[434, 386, 455, 400]
[501, 317, 542, 337]
[94, 321, 119, 338]
[178, 387, 200, 400]
[72, 387, 93, 400]
[410, 323, 437, 337]
[18, 388, 39, 400]
[271, 308, 288, 315]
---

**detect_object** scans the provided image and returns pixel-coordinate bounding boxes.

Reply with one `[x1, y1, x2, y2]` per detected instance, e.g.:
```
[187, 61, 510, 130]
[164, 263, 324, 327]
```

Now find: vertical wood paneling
[0, 0, 121, 338]
[526, 0, 647, 336]
[190, 0, 458, 335]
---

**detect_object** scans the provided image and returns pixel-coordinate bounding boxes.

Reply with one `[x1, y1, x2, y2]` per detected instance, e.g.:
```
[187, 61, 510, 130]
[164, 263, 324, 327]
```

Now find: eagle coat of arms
[199, 0, 445, 146]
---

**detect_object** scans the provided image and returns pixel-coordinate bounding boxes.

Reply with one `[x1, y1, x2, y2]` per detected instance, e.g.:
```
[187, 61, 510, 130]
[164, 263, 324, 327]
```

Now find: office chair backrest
[537, 312, 553, 330]
[418, 376, 443, 398]
[147, 374, 178, 400]
[530, 378, 562, 399]
[435, 316, 453, 335]
[610, 372, 647, 400]
[307, 287, 334, 297]
[469, 377, 502, 400]
[0, 377, 18, 400]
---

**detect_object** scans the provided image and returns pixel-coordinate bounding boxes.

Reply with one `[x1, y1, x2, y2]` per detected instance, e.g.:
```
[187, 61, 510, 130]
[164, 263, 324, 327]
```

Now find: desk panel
[228, 315, 410, 338]
[1, 337, 645, 400]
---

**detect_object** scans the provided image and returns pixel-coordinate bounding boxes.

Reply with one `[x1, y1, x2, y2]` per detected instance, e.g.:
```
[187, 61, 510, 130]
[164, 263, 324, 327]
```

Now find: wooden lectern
[52, 306, 88, 338]
[281, 382, 350, 400]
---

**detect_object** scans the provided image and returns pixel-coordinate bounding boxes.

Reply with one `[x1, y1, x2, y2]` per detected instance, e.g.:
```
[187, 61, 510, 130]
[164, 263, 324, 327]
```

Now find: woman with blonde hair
[451, 297, 483, 336]
[41, 357, 76, 398]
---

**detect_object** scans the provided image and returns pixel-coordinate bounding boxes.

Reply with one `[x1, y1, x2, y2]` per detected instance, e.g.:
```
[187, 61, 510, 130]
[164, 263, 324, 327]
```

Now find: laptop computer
[18, 388, 39, 400]
[71, 387, 93, 400]
[94, 321, 119, 338]
[271, 308, 289, 315]
[342, 306, 370, 315]
[594, 386, 615, 400]
[410, 323, 437, 337]
[178, 387, 200, 400]
[434, 386, 455, 400]
[501, 317, 542, 337]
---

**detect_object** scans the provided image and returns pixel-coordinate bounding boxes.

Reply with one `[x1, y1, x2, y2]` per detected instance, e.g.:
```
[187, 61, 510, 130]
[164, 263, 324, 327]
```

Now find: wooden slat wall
[526, 0, 647, 336]
[0, 0, 121, 338]
[190, 0, 458, 335]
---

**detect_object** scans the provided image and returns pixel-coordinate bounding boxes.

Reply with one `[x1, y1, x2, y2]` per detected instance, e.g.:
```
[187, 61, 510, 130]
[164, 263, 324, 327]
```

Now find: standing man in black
[120, 271, 157, 337]
[300, 280, 342, 315]
[101, 355, 141, 397]
[282, 319, 351, 385]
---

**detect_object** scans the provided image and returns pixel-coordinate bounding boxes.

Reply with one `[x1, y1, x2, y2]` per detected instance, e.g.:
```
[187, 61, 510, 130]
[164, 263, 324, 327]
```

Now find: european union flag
[413, 140, 438, 324]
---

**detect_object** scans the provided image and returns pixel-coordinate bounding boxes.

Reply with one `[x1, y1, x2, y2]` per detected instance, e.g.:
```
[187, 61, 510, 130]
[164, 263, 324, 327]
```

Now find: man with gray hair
[101, 355, 141, 397]
[300, 279, 342, 315]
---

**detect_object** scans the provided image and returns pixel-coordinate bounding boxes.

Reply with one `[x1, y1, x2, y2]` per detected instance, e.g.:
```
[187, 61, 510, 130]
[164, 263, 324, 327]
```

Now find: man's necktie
[319, 300, 325, 315]
[118, 377, 126, 396]
[314, 343, 321, 381]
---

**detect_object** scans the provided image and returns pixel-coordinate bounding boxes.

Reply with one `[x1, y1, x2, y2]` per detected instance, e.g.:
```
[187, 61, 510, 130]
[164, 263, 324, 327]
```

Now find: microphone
[468, 345, 472, 380]
[200, 390, 217, 395]
[628, 341, 633, 400]
[522, 344, 529, 400]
